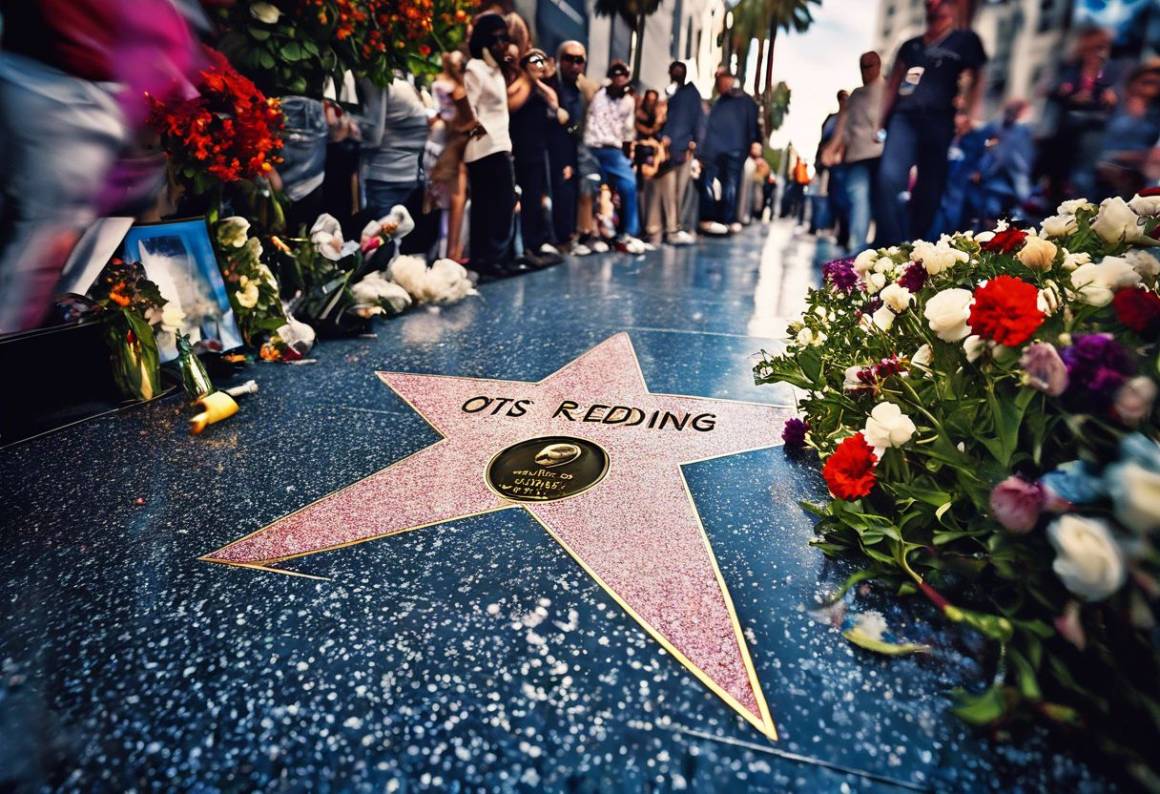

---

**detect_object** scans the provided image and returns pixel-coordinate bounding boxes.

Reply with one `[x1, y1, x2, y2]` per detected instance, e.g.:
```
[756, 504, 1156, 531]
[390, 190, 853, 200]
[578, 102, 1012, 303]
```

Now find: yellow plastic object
[189, 391, 238, 435]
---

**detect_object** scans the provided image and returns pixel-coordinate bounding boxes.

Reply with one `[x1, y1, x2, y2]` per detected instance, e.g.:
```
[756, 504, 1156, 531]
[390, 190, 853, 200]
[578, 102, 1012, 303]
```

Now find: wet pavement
[0, 221, 1112, 791]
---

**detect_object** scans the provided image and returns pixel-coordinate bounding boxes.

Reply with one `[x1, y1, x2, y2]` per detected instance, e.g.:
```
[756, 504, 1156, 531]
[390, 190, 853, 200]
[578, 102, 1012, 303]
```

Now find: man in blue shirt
[699, 70, 760, 235]
[645, 61, 703, 246]
[876, 0, 986, 245]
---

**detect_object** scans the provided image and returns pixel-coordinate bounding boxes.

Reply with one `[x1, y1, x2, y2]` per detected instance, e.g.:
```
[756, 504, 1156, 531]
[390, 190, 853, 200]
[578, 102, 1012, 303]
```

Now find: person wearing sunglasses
[583, 60, 647, 254]
[462, 12, 519, 278]
[508, 48, 567, 267]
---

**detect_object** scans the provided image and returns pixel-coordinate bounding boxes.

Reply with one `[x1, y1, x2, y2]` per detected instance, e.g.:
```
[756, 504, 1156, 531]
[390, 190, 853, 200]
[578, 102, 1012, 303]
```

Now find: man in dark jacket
[645, 60, 703, 246]
[545, 40, 591, 250]
[698, 70, 760, 235]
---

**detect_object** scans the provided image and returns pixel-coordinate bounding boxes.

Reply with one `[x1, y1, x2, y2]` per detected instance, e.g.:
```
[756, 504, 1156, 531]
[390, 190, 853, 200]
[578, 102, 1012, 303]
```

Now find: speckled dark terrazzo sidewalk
[0, 222, 1114, 792]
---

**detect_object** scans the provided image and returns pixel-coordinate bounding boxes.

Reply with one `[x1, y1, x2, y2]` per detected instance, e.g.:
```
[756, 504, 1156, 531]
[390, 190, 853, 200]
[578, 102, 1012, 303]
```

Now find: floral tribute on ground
[756, 196, 1160, 786]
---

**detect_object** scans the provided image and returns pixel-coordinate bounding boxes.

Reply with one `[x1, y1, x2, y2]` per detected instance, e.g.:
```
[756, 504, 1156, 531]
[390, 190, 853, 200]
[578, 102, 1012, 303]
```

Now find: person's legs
[673, 158, 693, 232]
[593, 146, 640, 238]
[719, 152, 744, 225]
[844, 159, 874, 252]
[910, 114, 955, 242]
[550, 158, 577, 246]
[467, 152, 516, 268]
[699, 155, 721, 223]
[875, 113, 920, 246]
[645, 169, 670, 243]
[514, 155, 551, 252]
[445, 163, 467, 260]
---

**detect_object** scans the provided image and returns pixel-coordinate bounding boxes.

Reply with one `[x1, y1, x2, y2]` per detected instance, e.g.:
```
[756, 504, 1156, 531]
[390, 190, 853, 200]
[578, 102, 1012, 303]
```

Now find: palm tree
[593, 0, 664, 82]
[760, 0, 820, 98]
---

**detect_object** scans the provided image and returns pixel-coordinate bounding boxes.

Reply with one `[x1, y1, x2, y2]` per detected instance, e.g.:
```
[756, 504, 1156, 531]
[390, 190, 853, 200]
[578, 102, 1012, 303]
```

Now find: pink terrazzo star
[203, 333, 792, 737]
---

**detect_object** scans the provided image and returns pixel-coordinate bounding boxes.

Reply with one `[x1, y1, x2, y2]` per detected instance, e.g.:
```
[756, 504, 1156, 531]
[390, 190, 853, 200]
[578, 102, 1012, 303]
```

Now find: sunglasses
[526, 55, 546, 66]
[561, 53, 586, 64]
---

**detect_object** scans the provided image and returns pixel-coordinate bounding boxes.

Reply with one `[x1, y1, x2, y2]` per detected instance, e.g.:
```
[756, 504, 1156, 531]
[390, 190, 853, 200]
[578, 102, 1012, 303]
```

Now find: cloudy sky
[742, 0, 878, 161]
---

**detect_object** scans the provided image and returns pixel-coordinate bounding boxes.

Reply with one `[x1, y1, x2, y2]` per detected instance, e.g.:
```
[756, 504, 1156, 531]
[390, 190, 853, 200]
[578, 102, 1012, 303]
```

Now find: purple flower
[990, 476, 1045, 534]
[1019, 342, 1068, 396]
[782, 418, 809, 449]
[897, 263, 928, 292]
[1061, 333, 1136, 404]
[823, 258, 858, 292]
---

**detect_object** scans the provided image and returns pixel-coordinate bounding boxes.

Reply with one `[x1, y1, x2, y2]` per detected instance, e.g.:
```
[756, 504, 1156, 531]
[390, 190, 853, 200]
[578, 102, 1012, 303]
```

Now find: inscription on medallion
[485, 436, 609, 503]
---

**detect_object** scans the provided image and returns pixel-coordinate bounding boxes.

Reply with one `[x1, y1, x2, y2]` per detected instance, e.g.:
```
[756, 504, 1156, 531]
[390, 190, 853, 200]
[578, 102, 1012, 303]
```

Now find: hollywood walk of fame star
[202, 334, 793, 737]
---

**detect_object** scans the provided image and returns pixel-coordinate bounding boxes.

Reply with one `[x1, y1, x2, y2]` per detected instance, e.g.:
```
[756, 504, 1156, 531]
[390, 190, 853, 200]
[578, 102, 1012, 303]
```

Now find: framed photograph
[121, 218, 243, 362]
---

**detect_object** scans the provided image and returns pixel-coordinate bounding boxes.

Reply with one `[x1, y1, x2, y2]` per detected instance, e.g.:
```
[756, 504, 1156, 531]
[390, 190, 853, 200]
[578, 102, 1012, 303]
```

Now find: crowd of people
[785, 0, 1160, 256]
[358, 9, 773, 280]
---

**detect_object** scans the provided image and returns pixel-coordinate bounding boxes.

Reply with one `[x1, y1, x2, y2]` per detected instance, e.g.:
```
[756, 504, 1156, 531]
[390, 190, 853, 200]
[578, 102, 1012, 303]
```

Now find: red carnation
[822, 433, 878, 501]
[968, 275, 1045, 346]
[1113, 287, 1160, 335]
[981, 227, 1028, 254]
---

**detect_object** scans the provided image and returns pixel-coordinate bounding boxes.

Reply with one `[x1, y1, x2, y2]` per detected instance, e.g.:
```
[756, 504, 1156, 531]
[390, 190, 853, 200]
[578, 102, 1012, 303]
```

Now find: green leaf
[951, 685, 1011, 725]
[283, 41, 305, 62]
[1009, 648, 1042, 701]
[248, 26, 272, 41]
[843, 627, 931, 656]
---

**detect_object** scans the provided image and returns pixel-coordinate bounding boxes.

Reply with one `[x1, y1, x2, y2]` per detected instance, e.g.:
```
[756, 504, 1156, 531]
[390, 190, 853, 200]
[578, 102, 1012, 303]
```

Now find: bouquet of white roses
[756, 196, 1160, 786]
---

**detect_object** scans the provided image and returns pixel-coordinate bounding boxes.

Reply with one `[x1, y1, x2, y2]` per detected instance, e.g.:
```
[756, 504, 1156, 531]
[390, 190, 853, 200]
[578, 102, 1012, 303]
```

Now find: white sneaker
[667, 230, 695, 246]
[539, 243, 561, 255]
[699, 221, 729, 236]
[591, 239, 610, 253]
[616, 235, 648, 255]
[641, 241, 658, 252]
[572, 243, 592, 256]
[728, 222, 743, 234]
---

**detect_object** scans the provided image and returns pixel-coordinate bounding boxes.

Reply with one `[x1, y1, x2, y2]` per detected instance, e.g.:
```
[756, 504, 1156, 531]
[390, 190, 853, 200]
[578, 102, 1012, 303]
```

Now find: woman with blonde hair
[428, 50, 470, 261]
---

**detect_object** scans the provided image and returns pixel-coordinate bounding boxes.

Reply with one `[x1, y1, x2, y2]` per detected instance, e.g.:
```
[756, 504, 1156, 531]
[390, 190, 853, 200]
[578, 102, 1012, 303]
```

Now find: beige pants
[645, 158, 693, 241]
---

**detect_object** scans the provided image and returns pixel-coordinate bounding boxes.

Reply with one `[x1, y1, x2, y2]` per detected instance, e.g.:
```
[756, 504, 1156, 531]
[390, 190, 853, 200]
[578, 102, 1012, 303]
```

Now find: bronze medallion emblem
[486, 436, 609, 503]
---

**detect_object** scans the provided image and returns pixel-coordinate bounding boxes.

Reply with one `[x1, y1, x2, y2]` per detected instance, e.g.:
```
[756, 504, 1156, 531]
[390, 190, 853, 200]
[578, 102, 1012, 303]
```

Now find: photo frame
[121, 218, 243, 362]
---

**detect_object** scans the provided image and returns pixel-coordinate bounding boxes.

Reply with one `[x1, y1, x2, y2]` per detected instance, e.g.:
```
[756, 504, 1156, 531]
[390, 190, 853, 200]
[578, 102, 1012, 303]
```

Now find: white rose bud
[923, 287, 973, 342]
[795, 327, 815, 346]
[853, 249, 878, 273]
[216, 216, 251, 248]
[1040, 214, 1078, 238]
[1092, 196, 1146, 244]
[1047, 515, 1127, 601]
[1058, 198, 1095, 215]
[1017, 235, 1058, 271]
[1037, 281, 1062, 316]
[879, 283, 913, 313]
[874, 256, 895, 274]
[863, 402, 917, 451]
[911, 344, 933, 372]
[1125, 248, 1160, 277]
[1106, 462, 1160, 534]
[866, 272, 887, 294]
[250, 2, 283, 24]
[1071, 257, 1142, 306]
[871, 304, 896, 331]
[1129, 192, 1160, 216]
[1061, 250, 1091, 271]
[963, 334, 987, 363]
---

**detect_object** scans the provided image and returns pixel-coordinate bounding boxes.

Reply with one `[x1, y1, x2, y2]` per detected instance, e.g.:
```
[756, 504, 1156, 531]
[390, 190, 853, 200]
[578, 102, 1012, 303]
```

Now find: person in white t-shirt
[462, 13, 518, 278]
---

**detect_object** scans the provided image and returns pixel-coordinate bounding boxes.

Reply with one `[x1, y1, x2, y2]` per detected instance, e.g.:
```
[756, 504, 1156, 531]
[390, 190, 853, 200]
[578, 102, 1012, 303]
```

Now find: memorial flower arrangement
[148, 47, 284, 196]
[756, 196, 1160, 784]
[215, 0, 472, 95]
[84, 258, 178, 402]
[213, 216, 289, 346]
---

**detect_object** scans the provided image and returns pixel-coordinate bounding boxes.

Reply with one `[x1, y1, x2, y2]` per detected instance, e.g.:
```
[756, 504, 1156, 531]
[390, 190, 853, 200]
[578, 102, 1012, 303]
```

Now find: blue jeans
[876, 111, 955, 246]
[365, 179, 417, 219]
[699, 150, 744, 224]
[844, 158, 878, 252]
[591, 146, 640, 238]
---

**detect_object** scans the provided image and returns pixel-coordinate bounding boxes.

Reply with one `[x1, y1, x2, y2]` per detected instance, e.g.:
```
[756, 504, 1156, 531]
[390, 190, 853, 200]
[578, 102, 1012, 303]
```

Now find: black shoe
[517, 251, 552, 269]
